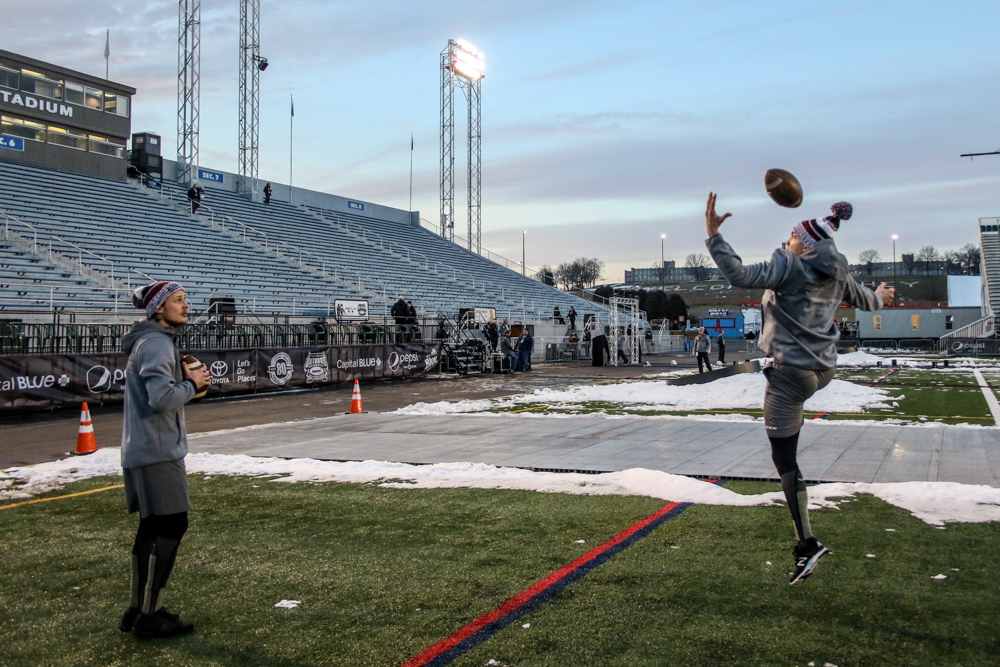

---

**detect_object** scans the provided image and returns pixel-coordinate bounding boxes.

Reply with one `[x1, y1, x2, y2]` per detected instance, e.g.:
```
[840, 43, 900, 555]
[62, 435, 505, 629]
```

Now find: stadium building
[0, 49, 133, 180]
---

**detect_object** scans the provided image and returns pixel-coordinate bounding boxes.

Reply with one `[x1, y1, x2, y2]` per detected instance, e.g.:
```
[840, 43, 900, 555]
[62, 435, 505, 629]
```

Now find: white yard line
[972, 368, 1000, 425]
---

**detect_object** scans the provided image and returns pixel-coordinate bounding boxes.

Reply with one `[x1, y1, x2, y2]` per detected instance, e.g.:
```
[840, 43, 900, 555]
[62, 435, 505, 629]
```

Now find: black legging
[131, 512, 188, 614]
[769, 432, 813, 543]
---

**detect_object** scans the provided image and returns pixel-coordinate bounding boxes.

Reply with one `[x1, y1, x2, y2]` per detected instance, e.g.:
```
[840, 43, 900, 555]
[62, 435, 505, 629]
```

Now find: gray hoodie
[707, 234, 882, 370]
[120, 320, 195, 468]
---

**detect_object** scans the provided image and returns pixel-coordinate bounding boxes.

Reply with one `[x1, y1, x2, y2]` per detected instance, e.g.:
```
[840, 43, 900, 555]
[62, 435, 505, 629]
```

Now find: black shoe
[131, 608, 193, 639]
[790, 538, 829, 585]
[119, 607, 140, 633]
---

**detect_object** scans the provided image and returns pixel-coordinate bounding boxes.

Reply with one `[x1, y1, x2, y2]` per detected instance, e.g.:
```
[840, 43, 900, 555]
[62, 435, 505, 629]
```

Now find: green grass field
[2, 476, 999, 666]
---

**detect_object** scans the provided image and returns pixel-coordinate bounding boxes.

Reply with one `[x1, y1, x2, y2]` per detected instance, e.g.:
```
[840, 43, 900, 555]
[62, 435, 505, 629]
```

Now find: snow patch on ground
[4, 449, 1000, 526]
[393, 373, 892, 416]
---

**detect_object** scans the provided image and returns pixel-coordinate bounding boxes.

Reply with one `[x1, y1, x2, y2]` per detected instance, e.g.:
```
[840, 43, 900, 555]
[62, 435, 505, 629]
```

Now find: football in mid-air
[764, 168, 803, 208]
[182, 354, 209, 401]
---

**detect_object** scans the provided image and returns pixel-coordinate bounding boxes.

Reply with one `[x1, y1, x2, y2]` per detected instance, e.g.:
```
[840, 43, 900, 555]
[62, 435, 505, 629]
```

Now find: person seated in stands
[568, 330, 580, 345]
[553, 305, 564, 324]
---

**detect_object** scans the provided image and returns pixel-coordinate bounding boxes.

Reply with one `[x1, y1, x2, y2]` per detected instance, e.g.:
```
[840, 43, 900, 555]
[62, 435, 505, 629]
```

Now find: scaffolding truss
[609, 296, 641, 366]
[238, 0, 261, 200]
[440, 40, 483, 253]
[177, 0, 200, 184]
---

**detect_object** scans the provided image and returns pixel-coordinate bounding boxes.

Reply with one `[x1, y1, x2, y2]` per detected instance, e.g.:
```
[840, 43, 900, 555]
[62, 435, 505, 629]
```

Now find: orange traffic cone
[347, 379, 366, 414]
[73, 402, 98, 455]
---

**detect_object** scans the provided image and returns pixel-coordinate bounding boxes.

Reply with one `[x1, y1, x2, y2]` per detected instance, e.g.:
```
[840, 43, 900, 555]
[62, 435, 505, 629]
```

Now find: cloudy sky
[5, 1, 1000, 281]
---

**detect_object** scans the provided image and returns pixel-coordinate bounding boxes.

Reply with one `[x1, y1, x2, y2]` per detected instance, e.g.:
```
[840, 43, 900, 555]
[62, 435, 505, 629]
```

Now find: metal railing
[940, 315, 995, 342]
[0, 321, 432, 355]
[2, 212, 154, 289]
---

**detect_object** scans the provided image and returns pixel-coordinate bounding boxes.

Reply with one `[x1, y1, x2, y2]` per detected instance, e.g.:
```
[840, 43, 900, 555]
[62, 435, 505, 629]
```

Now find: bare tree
[534, 264, 555, 286]
[580, 257, 605, 287]
[960, 244, 981, 275]
[685, 253, 712, 281]
[916, 245, 939, 275]
[857, 249, 881, 276]
[554, 258, 604, 290]
[652, 260, 668, 287]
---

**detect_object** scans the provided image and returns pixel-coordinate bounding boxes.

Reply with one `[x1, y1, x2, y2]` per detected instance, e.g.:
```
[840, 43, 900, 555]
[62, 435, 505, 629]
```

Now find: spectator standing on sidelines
[704, 192, 892, 584]
[391, 298, 408, 342]
[517, 326, 534, 371]
[499, 332, 518, 372]
[120, 281, 211, 638]
[406, 301, 419, 340]
[186, 183, 204, 214]
[645, 327, 654, 353]
[693, 327, 712, 373]
[718, 331, 726, 364]
[616, 327, 630, 364]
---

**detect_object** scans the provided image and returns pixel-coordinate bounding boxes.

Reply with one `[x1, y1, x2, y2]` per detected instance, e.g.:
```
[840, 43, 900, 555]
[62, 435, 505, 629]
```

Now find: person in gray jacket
[120, 281, 211, 638]
[693, 327, 712, 372]
[704, 193, 893, 585]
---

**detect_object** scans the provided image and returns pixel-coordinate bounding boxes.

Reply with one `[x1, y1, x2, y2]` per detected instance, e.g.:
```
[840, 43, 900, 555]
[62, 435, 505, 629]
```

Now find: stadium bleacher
[0, 158, 604, 322]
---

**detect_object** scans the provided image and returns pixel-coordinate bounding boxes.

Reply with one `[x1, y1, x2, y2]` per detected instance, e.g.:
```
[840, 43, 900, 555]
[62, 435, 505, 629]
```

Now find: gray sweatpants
[763, 363, 835, 438]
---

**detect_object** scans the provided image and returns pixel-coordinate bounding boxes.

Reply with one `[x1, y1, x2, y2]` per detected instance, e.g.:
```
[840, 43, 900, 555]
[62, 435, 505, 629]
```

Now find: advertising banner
[0, 343, 441, 412]
[332, 300, 370, 322]
[944, 338, 1000, 356]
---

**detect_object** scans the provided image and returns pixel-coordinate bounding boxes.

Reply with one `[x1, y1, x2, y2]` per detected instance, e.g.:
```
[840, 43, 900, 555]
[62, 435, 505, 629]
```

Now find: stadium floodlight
[441, 39, 483, 253]
[450, 41, 484, 81]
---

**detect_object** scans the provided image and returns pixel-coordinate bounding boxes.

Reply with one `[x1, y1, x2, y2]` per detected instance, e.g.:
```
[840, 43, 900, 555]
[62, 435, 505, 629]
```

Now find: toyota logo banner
[0, 342, 443, 412]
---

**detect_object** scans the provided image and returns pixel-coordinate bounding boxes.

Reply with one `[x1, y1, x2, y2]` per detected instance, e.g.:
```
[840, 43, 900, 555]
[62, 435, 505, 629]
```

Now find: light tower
[440, 39, 484, 253]
[238, 0, 265, 200]
[177, 0, 200, 184]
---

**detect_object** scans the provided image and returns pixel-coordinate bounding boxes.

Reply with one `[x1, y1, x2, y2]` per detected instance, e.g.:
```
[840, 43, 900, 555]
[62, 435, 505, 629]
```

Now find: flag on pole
[104, 30, 110, 59]
[291, 95, 294, 117]
[411, 134, 414, 151]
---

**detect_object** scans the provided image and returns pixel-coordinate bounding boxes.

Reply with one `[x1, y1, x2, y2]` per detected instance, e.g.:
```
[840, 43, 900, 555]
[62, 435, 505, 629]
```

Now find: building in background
[0, 49, 134, 180]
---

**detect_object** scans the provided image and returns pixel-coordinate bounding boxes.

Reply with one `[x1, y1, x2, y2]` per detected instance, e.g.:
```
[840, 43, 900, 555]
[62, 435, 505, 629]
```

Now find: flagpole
[409, 134, 413, 213]
[104, 29, 110, 80]
[289, 95, 294, 205]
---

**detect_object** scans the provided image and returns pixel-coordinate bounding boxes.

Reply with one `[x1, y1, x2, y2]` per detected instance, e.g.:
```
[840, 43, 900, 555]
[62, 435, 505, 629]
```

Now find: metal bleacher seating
[0, 157, 604, 321]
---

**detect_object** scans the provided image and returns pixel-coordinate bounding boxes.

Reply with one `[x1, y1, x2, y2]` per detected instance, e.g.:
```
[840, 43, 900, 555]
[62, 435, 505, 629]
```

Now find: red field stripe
[402, 500, 685, 667]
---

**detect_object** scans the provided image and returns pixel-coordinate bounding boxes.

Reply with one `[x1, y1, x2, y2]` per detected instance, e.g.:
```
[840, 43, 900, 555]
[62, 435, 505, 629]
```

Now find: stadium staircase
[436, 316, 491, 375]
[980, 221, 1000, 335]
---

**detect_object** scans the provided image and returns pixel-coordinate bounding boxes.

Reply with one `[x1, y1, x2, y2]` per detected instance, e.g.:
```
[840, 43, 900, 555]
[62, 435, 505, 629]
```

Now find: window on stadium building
[0, 67, 129, 118]
[1, 113, 124, 157]
[20, 69, 63, 101]
[0, 66, 19, 90]
[1, 115, 45, 141]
